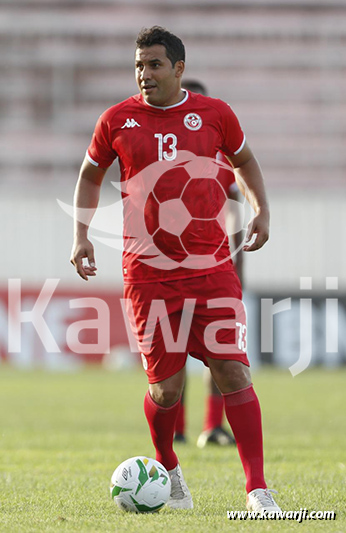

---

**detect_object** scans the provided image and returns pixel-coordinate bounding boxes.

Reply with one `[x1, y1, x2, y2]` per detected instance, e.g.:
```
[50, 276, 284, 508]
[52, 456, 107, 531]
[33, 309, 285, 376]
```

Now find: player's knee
[149, 384, 181, 407]
[208, 359, 251, 394]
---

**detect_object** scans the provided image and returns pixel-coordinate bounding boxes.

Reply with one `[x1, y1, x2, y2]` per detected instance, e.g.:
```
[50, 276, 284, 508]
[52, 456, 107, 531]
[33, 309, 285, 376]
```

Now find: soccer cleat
[174, 432, 187, 443]
[246, 488, 281, 514]
[196, 426, 236, 448]
[167, 464, 193, 509]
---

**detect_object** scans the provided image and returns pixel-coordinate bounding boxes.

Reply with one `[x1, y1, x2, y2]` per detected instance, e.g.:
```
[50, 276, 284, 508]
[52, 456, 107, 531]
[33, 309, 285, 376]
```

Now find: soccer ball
[143, 159, 239, 270]
[110, 456, 171, 513]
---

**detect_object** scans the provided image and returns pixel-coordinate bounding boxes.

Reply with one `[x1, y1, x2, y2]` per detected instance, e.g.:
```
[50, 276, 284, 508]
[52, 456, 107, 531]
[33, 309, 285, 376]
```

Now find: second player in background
[174, 80, 244, 448]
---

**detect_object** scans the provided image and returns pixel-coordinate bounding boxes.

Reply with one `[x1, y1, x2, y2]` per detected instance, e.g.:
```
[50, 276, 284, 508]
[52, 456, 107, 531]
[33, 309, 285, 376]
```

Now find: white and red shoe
[246, 488, 281, 514]
[167, 464, 193, 509]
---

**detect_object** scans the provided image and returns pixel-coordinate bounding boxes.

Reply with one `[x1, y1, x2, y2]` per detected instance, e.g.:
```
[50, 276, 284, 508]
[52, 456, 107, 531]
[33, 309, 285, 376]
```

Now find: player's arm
[70, 157, 107, 280]
[226, 141, 269, 252]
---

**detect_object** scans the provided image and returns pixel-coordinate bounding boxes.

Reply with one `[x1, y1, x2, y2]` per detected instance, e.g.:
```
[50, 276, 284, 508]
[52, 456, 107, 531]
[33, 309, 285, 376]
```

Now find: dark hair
[182, 80, 207, 95]
[136, 26, 185, 66]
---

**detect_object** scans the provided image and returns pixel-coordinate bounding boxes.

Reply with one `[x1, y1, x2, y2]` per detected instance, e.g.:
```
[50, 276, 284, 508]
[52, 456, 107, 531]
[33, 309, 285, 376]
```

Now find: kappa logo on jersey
[183, 113, 202, 131]
[121, 118, 141, 129]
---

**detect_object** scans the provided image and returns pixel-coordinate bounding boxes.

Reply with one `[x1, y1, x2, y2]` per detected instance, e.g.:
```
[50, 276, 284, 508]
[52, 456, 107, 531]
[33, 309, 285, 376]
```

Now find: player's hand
[70, 238, 97, 281]
[243, 209, 269, 252]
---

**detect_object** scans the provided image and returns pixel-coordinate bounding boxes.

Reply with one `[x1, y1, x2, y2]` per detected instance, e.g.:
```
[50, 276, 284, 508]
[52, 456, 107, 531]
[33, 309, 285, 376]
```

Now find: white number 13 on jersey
[154, 133, 177, 161]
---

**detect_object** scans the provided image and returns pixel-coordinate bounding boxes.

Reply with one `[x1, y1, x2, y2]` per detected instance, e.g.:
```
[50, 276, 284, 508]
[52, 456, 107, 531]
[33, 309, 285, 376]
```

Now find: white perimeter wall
[1, 183, 345, 293]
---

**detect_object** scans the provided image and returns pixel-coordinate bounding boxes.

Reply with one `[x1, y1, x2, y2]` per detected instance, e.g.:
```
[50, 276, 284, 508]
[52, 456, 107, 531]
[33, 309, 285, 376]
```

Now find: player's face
[135, 45, 185, 107]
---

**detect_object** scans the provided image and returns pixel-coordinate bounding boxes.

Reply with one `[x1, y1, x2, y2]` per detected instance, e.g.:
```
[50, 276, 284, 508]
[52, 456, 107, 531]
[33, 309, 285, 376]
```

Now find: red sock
[144, 391, 179, 471]
[223, 385, 267, 493]
[203, 394, 224, 431]
[175, 401, 185, 435]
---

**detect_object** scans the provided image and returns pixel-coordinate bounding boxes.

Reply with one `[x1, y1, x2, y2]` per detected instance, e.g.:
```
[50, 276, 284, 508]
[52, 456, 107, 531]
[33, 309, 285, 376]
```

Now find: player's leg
[124, 279, 186, 466]
[144, 367, 193, 509]
[206, 358, 264, 492]
[197, 367, 235, 448]
[144, 365, 185, 471]
[207, 358, 280, 512]
[125, 278, 194, 510]
[188, 270, 280, 511]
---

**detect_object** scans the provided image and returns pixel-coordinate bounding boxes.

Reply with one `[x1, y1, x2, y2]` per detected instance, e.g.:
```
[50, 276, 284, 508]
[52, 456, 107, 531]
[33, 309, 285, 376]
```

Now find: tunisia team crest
[184, 113, 202, 131]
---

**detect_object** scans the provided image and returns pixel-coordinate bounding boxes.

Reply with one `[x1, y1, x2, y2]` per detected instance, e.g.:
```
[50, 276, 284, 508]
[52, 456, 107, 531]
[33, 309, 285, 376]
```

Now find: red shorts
[123, 270, 249, 384]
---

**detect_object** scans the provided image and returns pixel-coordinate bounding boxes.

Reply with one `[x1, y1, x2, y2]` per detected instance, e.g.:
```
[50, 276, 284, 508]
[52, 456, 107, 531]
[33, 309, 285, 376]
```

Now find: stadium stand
[0, 0, 345, 188]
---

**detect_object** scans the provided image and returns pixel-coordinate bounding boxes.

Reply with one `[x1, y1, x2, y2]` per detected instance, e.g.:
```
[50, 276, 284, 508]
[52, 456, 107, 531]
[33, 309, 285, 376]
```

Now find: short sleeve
[86, 110, 118, 168]
[218, 102, 246, 157]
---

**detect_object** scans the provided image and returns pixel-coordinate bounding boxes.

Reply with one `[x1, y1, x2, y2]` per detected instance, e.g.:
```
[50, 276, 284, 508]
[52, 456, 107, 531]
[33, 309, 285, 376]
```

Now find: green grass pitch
[0, 366, 345, 532]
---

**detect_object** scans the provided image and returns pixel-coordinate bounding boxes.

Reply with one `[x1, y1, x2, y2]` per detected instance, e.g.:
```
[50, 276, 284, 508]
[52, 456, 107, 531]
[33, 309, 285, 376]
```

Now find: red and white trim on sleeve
[234, 135, 246, 155]
[86, 150, 99, 167]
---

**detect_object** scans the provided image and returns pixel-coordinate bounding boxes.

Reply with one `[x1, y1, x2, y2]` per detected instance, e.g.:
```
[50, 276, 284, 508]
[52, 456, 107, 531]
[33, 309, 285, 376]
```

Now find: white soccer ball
[110, 456, 171, 513]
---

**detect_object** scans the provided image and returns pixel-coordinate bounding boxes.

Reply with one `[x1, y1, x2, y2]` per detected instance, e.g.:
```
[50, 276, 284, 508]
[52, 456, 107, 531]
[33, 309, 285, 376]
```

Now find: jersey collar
[142, 89, 189, 110]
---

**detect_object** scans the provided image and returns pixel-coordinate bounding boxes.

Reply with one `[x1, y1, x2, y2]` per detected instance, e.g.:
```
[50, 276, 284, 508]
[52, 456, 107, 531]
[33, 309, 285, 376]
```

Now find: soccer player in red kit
[70, 26, 281, 513]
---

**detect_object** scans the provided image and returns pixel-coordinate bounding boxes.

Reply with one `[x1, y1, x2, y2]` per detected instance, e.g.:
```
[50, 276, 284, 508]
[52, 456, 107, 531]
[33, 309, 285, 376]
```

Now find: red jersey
[87, 90, 245, 284]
